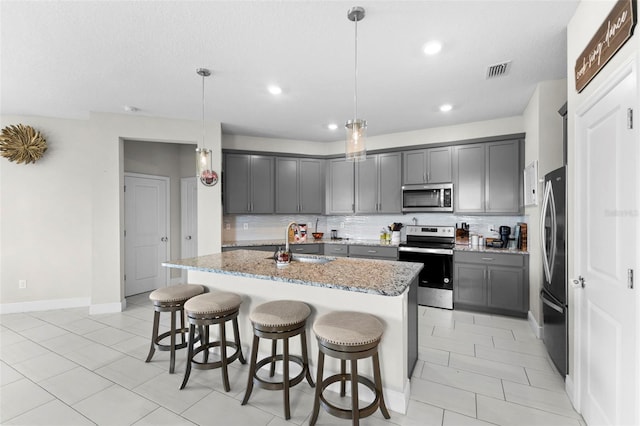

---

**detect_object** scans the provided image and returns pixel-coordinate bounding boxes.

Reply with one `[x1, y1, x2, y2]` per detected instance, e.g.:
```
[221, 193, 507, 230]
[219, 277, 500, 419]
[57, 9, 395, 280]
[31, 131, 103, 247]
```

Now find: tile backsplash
[223, 213, 527, 243]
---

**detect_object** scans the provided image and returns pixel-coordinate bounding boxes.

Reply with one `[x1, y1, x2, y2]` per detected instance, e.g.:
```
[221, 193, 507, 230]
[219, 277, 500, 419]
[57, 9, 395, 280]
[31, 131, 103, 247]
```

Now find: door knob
[185, 236, 192, 240]
[573, 276, 585, 288]
[161, 237, 168, 242]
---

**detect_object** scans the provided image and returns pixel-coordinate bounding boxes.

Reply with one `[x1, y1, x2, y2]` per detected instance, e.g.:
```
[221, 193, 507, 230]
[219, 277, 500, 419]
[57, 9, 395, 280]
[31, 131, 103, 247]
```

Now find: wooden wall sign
[575, 0, 637, 93]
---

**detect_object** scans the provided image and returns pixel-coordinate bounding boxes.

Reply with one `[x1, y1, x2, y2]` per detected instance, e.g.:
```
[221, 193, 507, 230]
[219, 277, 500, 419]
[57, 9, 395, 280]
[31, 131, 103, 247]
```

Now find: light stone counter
[162, 250, 421, 414]
[164, 249, 420, 296]
[221, 238, 402, 248]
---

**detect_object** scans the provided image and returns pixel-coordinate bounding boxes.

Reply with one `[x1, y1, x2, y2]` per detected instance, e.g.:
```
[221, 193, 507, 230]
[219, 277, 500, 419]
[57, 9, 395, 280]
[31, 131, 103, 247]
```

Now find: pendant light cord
[353, 15, 358, 121]
[201, 73, 206, 146]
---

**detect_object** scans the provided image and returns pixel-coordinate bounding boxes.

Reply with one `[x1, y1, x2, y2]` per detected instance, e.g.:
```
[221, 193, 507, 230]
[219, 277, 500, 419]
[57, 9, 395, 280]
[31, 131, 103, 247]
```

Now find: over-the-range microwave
[401, 183, 453, 212]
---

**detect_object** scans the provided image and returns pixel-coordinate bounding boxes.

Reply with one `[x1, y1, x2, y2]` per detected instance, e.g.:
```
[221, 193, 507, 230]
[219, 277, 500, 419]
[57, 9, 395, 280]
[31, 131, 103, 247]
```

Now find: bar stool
[241, 300, 315, 420]
[310, 311, 390, 426]
[145, 284, 204, 373]
[180, 291, 246, 391]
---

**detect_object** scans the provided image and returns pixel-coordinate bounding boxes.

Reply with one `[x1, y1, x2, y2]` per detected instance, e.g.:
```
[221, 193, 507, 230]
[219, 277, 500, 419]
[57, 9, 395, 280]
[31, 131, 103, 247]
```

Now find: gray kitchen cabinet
[326, 158, 355, 214]
[323, 244, 349, 257]
[224, 154, 274, 214]
[355, 153, 401, 214]
[402, 146, 452, 184]
[275, 157, 324, 214]
[348, 245, 398, 260]
[289, 243, 322, 255]
[453, 139, 522, 214]
[222, 245, 278, 253]
[453, 251, 529, 317]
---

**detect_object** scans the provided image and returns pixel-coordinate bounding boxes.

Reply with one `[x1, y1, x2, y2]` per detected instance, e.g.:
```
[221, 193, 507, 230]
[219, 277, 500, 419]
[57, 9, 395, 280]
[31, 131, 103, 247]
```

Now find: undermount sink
[292, 255, 335, 264]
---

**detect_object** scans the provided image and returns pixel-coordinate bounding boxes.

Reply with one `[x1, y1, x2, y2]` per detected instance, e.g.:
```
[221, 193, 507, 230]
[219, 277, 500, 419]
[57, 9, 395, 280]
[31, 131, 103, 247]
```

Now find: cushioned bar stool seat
[241, 300, 315, 420]
[180, 291, 246, 392]
[310, 311, 390, 426]
[145, 284, 205, 373]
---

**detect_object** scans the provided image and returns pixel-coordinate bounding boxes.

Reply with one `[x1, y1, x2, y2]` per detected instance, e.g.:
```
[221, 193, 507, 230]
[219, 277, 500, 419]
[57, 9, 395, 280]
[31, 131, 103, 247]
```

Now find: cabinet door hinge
[628, 269, 634, 289]
[124, 274, 126, 281]
[124, 185, 126, 192]
[628, 108, 633, 129]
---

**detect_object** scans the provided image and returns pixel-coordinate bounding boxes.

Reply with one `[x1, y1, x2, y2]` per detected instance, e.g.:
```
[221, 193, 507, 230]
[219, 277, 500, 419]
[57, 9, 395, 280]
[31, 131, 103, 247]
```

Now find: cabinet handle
[295, 248, 304, 251]
[423, 173, 427, 183]
[481, 257, 494, 261]
[427, 172, 430, 182]
[367, 250, 377, 253]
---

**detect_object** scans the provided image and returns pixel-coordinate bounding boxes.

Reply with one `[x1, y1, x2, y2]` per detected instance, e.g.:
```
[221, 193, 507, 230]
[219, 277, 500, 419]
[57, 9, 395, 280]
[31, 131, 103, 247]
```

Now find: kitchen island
[162, 249, 422, 413]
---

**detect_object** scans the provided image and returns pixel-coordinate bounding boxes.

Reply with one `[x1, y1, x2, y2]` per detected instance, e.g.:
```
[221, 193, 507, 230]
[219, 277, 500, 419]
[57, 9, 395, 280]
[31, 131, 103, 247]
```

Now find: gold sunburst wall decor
[0, 124, 48, 164]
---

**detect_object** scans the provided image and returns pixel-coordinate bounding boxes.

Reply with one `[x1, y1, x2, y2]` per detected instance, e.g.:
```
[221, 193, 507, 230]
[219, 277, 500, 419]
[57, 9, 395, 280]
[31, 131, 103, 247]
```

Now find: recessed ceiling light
[423, 41, 442, 55]
[268, 85, 282, 95]
[327, 123, 338, 131]
[439, 104, 453, 112]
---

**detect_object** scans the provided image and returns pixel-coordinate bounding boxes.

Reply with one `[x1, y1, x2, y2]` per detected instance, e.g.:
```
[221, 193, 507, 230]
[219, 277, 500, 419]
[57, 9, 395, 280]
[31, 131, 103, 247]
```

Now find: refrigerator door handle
[541, 292, 564, 313]
[548, 182, 557, 280]
[540, 181, 553, 283]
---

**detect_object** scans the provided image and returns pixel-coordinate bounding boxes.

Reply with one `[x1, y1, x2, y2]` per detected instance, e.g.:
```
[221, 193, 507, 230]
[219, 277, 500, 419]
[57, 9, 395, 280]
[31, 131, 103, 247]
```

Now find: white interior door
[124, 174, 169, 296]
[180, 177, 198, 282]
[575, 61, 637, 426]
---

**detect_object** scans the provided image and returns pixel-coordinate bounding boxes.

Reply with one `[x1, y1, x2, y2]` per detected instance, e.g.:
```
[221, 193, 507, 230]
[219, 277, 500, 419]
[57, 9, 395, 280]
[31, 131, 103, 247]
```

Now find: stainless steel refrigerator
[540, 166, 567, 377]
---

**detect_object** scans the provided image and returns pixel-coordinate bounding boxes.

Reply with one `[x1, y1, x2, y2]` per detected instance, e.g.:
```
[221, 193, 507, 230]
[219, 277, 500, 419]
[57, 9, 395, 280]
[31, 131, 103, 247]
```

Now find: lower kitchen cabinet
[348, 245, 398, 260]
[289, 244, 322, 255]
[453, 251, 529, 317]
[323, 244, 349, 257]
[222, 245, 278, 253]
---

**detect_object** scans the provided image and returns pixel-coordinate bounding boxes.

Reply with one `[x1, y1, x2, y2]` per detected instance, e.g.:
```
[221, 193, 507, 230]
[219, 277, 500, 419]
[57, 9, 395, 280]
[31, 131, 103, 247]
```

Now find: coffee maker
[499, 226, 511, 248]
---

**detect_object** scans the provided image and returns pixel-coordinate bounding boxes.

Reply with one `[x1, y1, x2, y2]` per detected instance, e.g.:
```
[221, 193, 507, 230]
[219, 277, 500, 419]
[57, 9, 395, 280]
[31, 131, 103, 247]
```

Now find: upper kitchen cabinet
[223, 153, 274, 214]
[453, 139, 522, 214]
[355, 153, 401, 214]
[326, 158, 355, 214]
[275, 157, 324, 214]
[402, 146, 452, 184]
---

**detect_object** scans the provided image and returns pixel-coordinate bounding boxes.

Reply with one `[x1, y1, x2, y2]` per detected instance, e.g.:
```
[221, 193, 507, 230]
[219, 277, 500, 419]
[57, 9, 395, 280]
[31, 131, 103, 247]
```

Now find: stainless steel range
[398, 225, 455, 309]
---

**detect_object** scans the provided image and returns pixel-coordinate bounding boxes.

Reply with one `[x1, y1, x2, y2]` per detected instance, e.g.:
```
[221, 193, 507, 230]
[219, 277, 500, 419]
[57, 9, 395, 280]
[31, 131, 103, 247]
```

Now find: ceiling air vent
[486, 61, 511, 79]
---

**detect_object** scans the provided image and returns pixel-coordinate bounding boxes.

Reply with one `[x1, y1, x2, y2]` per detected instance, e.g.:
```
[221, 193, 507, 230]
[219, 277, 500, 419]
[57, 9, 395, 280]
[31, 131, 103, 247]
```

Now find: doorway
[124, 173, 170, 296]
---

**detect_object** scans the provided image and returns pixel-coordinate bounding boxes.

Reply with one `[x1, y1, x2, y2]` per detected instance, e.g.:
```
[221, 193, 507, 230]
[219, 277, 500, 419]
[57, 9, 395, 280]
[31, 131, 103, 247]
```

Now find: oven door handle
[398, 247, 453, 255]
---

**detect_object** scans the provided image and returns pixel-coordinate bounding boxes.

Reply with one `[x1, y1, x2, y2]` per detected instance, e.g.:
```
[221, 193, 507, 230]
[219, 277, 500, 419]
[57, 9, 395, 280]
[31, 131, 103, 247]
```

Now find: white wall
[523, 80, 566, 329]
[0, 112, 222, 313]
[566, 0, 639, 382]
[0, 116, 93, 310]
[223, 116, 525, 154]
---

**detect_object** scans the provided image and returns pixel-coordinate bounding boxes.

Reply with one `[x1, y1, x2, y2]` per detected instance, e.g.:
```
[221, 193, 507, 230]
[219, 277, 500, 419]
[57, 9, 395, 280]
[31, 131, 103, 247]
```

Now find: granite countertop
[454, 245, 529, 255]
[221, 238, 401, 248]
[221, 239, 528, 254]
[162, 250, 423, 296]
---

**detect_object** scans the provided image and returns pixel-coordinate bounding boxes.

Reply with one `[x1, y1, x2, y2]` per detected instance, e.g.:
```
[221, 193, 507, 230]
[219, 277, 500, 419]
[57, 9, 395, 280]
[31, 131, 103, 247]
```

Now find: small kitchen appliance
[398, 225, 455, 309]
[499, 226, 511, 248]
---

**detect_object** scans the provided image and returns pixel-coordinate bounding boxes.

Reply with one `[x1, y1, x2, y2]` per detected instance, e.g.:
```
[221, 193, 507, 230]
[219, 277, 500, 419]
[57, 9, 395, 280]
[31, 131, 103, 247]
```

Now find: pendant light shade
[195, 67, 218, 186]
[345, 6, 366, 162]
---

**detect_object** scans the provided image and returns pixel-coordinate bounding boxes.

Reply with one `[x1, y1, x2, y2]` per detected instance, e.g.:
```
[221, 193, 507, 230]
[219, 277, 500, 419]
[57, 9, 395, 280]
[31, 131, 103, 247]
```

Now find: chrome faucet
[285, 221, 298, 253]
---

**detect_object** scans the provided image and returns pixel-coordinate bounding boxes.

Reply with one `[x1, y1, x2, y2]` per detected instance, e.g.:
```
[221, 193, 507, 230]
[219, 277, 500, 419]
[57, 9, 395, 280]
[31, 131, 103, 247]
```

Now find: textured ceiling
[1, 1, 579, 143]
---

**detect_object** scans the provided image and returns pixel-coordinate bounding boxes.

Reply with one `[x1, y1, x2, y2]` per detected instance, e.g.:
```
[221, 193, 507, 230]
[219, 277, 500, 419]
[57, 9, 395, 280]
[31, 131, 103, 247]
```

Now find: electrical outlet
[340, 222, 345, 229]
[225, 223, 231, 230]
[19, 279, 27, 289]
[243, 223, 249, 230]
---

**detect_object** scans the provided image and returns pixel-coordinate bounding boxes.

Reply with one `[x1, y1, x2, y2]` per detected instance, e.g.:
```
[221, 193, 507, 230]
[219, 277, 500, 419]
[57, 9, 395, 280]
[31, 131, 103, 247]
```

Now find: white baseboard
[89, 300, 126, 315]
[528, 310, 543, 339]
[0, 297, 90, 314]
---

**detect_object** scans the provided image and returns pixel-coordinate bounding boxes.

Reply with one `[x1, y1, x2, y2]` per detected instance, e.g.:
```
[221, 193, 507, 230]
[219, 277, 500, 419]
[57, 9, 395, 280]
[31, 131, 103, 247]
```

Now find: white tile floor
[0, 294, 585, 425]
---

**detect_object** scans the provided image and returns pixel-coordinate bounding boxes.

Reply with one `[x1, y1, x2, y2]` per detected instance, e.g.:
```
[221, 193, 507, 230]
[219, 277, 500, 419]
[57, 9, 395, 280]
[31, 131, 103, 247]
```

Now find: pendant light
[195, 67, 218, 186]
[345, 6, 366, 162]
